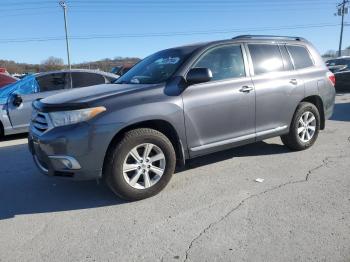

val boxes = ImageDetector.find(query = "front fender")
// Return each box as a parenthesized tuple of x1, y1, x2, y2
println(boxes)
(92, 99, 188, 159)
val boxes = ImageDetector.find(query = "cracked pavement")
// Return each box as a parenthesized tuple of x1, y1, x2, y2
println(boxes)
(0, 94, 350, 262)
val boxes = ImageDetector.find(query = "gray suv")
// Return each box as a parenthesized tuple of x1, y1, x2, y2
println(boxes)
(28, 35, 336, 200)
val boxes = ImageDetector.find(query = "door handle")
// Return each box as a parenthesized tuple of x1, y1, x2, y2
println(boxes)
(239, 86, 254, 93)
(289, 79, 298, 85)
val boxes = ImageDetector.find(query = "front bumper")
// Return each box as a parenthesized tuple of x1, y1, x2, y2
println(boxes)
(28, 121, 121, 180)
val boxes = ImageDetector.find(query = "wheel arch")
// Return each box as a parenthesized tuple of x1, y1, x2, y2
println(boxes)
(300, 95, 325, 130)
(102, 119, 185, 177)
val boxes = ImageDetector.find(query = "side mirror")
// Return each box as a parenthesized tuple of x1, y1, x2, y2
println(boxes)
(12, 93, 23, 107)
(186, 68, 213, 85)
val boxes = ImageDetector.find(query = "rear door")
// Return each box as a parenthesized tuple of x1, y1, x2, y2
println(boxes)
(247, 43, 305, 138)
(182, 44, 256, 156)
(7, 73, 69, 130)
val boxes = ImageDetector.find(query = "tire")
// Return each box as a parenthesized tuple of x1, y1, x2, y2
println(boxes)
(281, 102, 320, 151)
(105, 128, 176, 201)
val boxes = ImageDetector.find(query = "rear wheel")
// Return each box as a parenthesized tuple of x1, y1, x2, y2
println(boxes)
(281, 102, 320, 151)
(105, 128, 176, 201)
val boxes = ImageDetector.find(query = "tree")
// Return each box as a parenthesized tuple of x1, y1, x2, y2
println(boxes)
(40, 56, 64, 71)
(322, 50, 337, 58)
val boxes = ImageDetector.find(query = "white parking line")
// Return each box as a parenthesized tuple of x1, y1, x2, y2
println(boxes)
(0, 139, 28, 148)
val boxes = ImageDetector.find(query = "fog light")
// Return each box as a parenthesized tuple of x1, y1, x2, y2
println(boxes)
(61, 159, 73, 169)
(49, 156, 81, 170)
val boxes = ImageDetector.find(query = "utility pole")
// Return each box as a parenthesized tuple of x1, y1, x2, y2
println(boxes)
(59, 1, 71, 70)
(337, 0, 349, 57)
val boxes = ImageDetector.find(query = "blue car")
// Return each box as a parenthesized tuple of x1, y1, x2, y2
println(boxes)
(0, 69, 118, 137)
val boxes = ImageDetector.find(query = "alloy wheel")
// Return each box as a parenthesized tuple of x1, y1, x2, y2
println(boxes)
(297, 111, 316, 143)
(122, 143, 166, 189)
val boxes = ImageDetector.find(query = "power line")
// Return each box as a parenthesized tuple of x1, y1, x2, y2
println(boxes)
(0, 1, 335, 10)
(0, 11, 59, 18)
(0, 23, 340, 44)
(0, 0, 335, 5)
(0, 8, 334, 18)
(0, 5, 334, 14)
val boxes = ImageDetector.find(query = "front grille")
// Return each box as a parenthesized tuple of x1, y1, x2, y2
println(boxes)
(32, 111, 49, 134)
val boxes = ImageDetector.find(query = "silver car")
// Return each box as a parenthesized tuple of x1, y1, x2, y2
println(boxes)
(0, 69, 117, 136)
(28, 35, 336, 200)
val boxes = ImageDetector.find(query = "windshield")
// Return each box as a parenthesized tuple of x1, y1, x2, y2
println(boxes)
(115, 48, 193, 84)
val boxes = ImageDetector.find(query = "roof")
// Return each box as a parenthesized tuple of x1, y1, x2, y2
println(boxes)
(232, 35, 307, 41)
(34, 69, 118, 79)
(165, 35, 310, 55)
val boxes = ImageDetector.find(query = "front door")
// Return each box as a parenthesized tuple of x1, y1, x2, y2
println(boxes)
(182, 44, 256, 157)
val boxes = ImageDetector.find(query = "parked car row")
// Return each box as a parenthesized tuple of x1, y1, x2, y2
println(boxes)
(27, 35, 336, 200)
(111, 65, 133, 77)
(0, 69, 118, 136)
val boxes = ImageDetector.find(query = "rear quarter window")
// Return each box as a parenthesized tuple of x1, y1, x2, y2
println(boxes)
(287, 45, 314, 69)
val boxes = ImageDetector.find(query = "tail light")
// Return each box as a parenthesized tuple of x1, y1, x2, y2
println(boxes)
(327, 71, 336, 86)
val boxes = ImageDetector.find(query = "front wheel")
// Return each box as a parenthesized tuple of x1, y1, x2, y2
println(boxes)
(281, 102, 320, 151)
(105, 128, 176, 201)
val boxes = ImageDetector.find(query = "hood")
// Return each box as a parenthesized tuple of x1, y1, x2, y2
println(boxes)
(41, 83, 159, 106)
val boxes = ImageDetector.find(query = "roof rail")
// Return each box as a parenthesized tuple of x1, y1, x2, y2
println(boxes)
(232, 35, 306, 41)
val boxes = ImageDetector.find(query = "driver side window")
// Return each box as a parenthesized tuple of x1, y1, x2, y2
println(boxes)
(193, 45, 246, 81)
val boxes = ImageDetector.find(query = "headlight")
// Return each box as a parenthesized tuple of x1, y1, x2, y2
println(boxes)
(49, 106, 106, 127)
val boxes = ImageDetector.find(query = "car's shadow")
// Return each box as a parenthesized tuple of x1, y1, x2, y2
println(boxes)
(0, 140, 290, 220)
(0, 143, 124, 220)
(0, 133, 28, 142)
(178, 141, 290, 171)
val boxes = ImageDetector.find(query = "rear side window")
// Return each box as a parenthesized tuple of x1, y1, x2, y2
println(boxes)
(287, 45, 314, 69)
(248, 44, 284, 75)
(37, 73, 68, 92)
(71, 72, 106, 88)
(193, 45, 246, 81)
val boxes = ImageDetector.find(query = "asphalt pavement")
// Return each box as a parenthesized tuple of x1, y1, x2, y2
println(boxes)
(0, 94, 349, 262)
